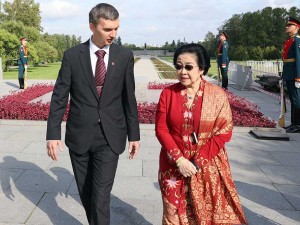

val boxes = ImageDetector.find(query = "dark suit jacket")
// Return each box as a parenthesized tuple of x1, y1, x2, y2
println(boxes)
(46, 41, 140, 154)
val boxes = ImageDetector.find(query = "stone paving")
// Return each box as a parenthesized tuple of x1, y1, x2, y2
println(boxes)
(0, 56, 299, 225)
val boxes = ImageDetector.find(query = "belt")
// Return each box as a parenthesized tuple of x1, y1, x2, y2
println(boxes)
(283, 58, 295, 63)
(218, 53, 222, 56)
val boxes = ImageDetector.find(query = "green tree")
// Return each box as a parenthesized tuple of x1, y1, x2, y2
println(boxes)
(218, 6, 299, 61)
(33, 41, 58, 63)
(201, 31, 217, 57)
(0, 21, 25, 39)
(1, 0, 42, 31)
(0, 28, 19, 70)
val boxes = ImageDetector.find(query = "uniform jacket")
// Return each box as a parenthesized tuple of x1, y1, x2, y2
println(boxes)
(46, 41, 140, 154)
(18, 45, 28, 66)
(217, 41, 229, 67)
(282, 34, 300, 81)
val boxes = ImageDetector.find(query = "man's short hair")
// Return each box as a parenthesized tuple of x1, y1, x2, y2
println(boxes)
(89, 3, 119, 25)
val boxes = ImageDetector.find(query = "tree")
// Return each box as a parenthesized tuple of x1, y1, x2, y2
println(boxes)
(0, 21, 25, 38)
(201, 31, 217, 57)
(1, 0, 42, 31)
(33, 41, 58, 63)
(116, 36, 122, 45)
(0, 28, 19, 70)
(218, 6, 298, 61)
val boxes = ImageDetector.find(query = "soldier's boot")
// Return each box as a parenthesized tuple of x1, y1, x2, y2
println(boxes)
(20, 78, 24, 89)
(18, 78, 23, 89)
(222, 79, 228, 90)
(286, 108, 300, 133)
(284, 105, 294, 129)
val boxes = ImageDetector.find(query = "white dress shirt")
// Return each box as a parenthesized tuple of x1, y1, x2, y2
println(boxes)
(89, 38, 110, 76)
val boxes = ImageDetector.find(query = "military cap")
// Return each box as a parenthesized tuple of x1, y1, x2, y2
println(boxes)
(286, 17, 300, 28)
(220, 31, 228, 39)
(20, 37, 28, 41)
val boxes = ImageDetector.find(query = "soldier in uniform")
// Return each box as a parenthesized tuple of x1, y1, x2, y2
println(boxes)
(282, 17, 300, 133)
(18, 37, 28, 89)
(217, 31, 230, 89)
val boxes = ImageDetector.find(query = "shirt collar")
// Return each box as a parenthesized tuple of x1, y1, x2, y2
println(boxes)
(89, 37, 110, 55)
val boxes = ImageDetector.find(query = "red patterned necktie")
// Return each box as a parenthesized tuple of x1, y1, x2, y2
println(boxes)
(95, 50, 106, 96)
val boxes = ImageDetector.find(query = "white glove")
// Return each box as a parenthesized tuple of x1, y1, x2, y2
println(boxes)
(295, 82, 300, 88)
(24, 65, 28, 70)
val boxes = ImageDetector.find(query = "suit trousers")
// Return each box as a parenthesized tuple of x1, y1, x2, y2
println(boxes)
(69, 123, 119, 225)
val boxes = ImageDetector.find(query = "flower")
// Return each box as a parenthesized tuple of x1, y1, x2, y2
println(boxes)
(0, 82, 276, 127)
(166, 176, 179, 189)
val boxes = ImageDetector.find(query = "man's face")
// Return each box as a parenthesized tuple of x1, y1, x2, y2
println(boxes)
(21, 39, 27, 46)
(219, 34, 226, 42)
(285, 23, 299, 36)
(90, 18, 119, 48)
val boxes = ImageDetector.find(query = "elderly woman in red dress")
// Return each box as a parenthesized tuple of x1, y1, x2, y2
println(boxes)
(155, 43, 247, 225)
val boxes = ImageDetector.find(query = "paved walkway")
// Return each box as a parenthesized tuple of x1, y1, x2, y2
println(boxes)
(0, 57, 299, 225)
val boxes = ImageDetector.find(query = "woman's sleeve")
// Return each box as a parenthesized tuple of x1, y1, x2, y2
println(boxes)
(155, 89, 184, 164)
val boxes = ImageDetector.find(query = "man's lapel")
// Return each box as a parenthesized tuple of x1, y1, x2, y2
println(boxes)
(79, 40, 99, 100)
(102, 43, 117, 96)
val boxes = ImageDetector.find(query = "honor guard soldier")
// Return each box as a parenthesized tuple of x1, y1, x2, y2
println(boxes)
(18, 37, 28, 89)
(217, 31, 230, 89)
(282, 17, 300, 133)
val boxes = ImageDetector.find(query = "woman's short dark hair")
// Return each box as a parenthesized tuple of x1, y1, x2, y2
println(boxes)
(173, 44, 211, 75)
(89, 3, 119, 25)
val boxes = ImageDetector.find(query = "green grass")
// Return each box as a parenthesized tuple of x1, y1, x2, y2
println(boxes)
(3, 62, 61, 80)
(207, 61, 218, 78)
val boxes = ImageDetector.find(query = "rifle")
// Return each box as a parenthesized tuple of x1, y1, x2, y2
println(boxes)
(216, 51, 221, 87)
(24, 65, 27, 89)
(277, 60, 286, 128)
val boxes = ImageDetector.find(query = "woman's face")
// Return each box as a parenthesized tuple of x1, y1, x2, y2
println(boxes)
(175, 53, 204, 87)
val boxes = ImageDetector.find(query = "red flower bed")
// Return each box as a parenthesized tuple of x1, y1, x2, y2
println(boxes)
(148, 81, 176, 89)
(0, 84, 69, 121)
(227, 91, 276, 127)
(0, 83, 276, 127)
(137, 102, 157, 123)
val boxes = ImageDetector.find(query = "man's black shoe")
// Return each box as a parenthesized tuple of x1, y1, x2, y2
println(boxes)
(286, 125, 300, 133)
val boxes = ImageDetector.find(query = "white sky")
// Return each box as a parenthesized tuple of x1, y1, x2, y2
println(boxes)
(36, 0, 300, 47)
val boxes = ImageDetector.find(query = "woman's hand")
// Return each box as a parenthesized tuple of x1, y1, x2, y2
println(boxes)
(176, 157, 198, 177)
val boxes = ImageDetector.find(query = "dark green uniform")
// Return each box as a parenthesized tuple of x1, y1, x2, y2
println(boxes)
(282, 33, 300, 132)
(17, 45, 28, 89)
(217, 40, 229, 89)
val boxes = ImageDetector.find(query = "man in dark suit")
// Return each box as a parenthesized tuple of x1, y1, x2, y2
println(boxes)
(46, 3, 140, 225)
(282, 17, 300, 133)
(217, 31, 230, 89)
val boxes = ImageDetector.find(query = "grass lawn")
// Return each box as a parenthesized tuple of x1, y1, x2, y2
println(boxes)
(159, 56, 219, 79)
(3, 62, 61, 80)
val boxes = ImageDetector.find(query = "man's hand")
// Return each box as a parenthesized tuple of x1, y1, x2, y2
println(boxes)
(128, 141, 140, 160)
(295, 81, 300, 88)
(24, 64, 27, 70)
(47, 140, 63, 161)
(222, 64, 226, 68)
